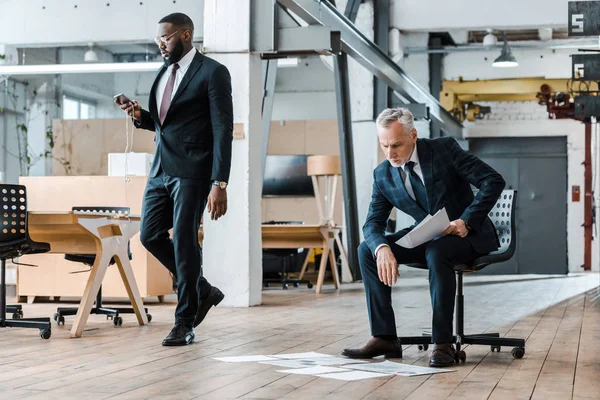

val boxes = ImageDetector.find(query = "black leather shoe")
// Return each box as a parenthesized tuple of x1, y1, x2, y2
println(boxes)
(162, 325, 195, 346)
(194, 286, 225, 328)
(429, 343, 456, 367)
(341, 337, 403, 359)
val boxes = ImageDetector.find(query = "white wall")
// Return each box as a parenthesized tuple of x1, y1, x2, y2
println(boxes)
(391, 0, 566, 31)
(0, 0, 205, 46)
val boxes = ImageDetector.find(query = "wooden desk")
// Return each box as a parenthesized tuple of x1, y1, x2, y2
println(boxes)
(27, 211, 148, 338)
(199, 224, 350, 293)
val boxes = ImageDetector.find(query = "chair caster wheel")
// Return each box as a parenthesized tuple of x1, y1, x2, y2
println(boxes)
(307, 283, 313, 289)
(456, 350, 466, 363)
(12, 312, 21, 319)
(283, 284, 288, 290)
(40, 329, 51, 339)
(146, 314, 152, 323)
(113, 316, 123, 326)
(418, 344, 429, 351)
(491, 345, 501, 352)
(265, 283, 270, 288)
(294, 282, 299, 287)
(511, 347, 525, 359)
(53, 313, 58, 322)
(58, 316, 65, 326)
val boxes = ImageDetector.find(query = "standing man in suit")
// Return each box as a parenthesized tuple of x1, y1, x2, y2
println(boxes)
(342, 108, 505, 367)
(118, 12, 233, 346)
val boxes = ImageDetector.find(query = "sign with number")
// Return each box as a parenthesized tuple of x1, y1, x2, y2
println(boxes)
(569, 1, 600, 36)
(572, 54, 600, 81)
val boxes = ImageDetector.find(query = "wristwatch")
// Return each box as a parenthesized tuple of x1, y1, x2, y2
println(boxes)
(464, 221, 472, 231)
(213, 181, 227, 189)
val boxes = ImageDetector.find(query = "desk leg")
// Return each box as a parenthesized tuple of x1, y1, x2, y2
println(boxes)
(298, 248, 313, 280)
(115, 248, 148, 326)
(328, 247, 340, 289)
(70, 250, 112, 338)
(315, 241, 329, 294)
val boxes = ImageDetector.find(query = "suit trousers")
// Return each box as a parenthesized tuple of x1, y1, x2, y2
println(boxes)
(358, 233, 481, 344)
(140, 165, 213, 328)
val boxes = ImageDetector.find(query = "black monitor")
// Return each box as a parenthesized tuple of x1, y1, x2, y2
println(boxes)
(262, 155, 314, 197)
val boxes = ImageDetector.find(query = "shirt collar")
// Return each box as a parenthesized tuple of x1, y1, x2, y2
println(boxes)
(170, 47, 196, 74)
(400, 142, 420, 169)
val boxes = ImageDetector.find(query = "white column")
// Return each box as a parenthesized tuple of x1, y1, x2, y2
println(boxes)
(201, 0, 262, 306)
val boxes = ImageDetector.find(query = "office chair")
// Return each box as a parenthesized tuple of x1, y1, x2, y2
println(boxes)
(398, 190, 525, 362)
(262, 221, 314, 290)
(0, 184, 52, 339)
(53, 206, 151, 326)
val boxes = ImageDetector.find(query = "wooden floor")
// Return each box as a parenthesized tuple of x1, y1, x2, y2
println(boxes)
(1, 270, 598, 400)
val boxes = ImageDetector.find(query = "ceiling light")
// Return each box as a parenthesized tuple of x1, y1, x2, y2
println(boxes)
(493, 32, 518, 68)
(538, 28, 553, 41)
(0, 62, 164, 76)
(482, 28, 497, 46)
(84, 42, 99, 62)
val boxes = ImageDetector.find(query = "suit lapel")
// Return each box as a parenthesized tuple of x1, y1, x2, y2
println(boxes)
(416, 139, 434, 214)
(149, 64, 167, 121)
(170, 51, 203, 105)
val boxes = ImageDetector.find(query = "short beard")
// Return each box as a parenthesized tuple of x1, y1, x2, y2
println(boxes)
(164, 39, 185, 66)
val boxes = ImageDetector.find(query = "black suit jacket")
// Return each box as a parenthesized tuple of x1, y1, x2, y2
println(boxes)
(135, 51, 233, 181)
(363, 137, 506, 255)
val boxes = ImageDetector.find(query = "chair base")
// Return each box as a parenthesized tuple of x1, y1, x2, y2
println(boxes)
(0, 317, 52, 339)
(263, 277, 314, 290)
(54, 306, 151, 326)
(5, 304, 23, 319)
(397, 332, 526, 362)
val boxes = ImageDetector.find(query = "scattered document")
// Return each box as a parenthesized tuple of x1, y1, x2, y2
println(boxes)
(346, 360, 454, 376)
(269, 352, 335, 360)
(396, 208, 450, 248)
(260, 357, 365, 368)
(213, 355, 277, 363)
(277, 366, 350, 375)
(316, 370, 392, 381)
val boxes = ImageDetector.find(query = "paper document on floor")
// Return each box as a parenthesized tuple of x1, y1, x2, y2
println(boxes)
(346, 360, 454, 376)
(316, 370, 392, 380)
(260, 357, 365, 368)
(277, 366, 350, 375)
(396, 208, 450, 248)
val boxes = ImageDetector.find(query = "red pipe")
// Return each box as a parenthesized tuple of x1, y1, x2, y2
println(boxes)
(582, 122, 592, 271)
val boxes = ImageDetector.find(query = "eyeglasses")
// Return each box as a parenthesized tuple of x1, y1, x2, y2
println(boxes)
(154, 31, 180, 46)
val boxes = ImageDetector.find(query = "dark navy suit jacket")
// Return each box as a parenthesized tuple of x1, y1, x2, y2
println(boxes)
(363, 137, 506, 256)
(135, 51, 233, 182)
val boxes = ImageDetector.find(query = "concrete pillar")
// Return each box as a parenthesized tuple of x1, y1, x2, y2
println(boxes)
(201, 0, 262, 306)
(28, 80, 59, 177)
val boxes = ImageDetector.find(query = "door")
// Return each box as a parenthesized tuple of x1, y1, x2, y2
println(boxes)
(469, 137, 568, 275)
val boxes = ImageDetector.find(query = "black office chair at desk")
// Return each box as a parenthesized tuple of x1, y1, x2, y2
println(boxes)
(398, 190, 526, 362)
(53, 206, 151, 326)
(0, 184, 52, 339)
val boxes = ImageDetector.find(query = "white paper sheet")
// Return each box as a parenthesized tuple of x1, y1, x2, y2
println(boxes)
(316, 370, 392, 381)
(277, 366, 350, 375)
(260, 357, 365, 368)
(269, 352, 335, 360)
(396, 208, 450, 248)
(346, 360, 454, 376)
(213, 355, 277, 363)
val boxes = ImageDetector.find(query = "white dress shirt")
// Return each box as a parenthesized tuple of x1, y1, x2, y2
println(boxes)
(155, 47, 197, 113)
(375, 143, 425, 257)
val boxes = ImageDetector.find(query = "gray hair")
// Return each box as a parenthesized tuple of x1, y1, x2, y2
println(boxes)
(376, 107, 415, 134)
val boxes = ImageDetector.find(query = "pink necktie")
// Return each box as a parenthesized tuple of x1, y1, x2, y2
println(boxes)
(159, 63, 179, 124)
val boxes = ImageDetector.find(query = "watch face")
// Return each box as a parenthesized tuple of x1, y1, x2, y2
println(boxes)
(219, 182, 227, 189)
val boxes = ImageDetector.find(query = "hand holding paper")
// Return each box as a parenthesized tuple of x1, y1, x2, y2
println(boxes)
(396, 208, 450, 248)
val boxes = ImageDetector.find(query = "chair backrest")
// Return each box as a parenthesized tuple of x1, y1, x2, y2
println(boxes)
(488, 189, 517, 260)
(0, 184, 28, 246)
(72, 206, 130, 217)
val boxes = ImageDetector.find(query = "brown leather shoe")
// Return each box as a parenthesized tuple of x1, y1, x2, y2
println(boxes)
(429, 343, 456, 367)
(341, 337, 403, 359)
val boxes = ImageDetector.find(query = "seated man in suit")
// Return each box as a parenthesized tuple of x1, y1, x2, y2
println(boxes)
(342, 108, 505, 367)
